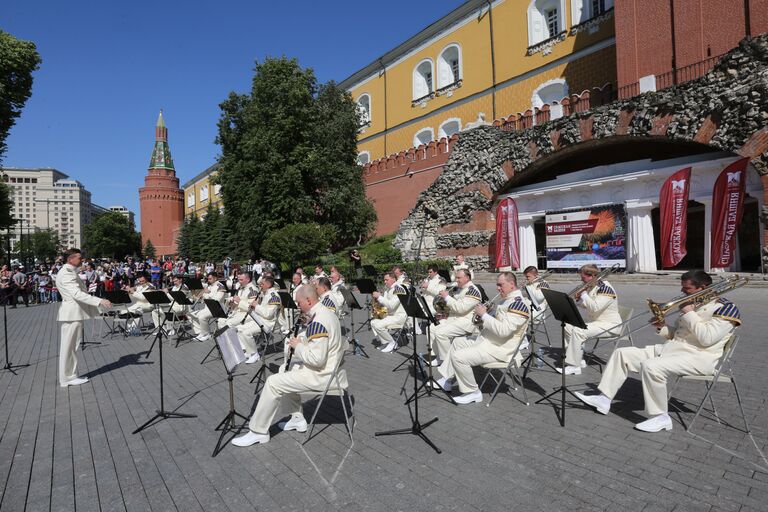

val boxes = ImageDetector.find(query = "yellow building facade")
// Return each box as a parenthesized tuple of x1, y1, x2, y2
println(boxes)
(182, 164, 222, 219)
(341, 0, 617, 163)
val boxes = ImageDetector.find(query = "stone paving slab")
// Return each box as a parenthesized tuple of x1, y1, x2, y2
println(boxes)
(0, 282, 765, 511)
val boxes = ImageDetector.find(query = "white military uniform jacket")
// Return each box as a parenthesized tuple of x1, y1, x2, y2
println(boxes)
(656, 298, 740, 363)
(204, 281, 228, 306)
(56, 263, 102, 322)
(450, 263, 473, 283)
(286, 302, 348, 388)
(525, 279, 550, 314)
(578, 280, 621, 326)
(422, 274, 447, 314)
(319, 290, 339, 316)
(166, 284, 189, 314)
(377, 282, 408, 322)
(228, 282, 259, 324)
(443, 281, 483, 322)
(245, 286, 282, 332)
(330, 280, 346, 313)
(478, 293, 531, 365)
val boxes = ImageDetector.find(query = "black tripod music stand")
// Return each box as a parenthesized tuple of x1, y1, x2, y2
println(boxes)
(339, 287, 369, 358)
(520, 285, 557, 378)
(102, 290, 131, 337)
(535, 288, 587, 427)
(200, 299, 228, 364)
(133, 290, 197, 434)
(211, 326, 249, 457)
(353, 278, 375, 334)
(375, 290, 442, 454)
(1, 289, 28, 374)
(184, 277, 204, 308)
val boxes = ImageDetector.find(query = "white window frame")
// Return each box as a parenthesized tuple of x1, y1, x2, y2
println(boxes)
(527, 0, 566, 46)
(200, 184, 209, 202)
(413, 128, 435, 148)
(531, 78, 569, 109)
(437, 44, 462, 90)
(214, 183, 221, 195)
(571, 0, 612, 25)
(438, 118, 461, 139)
(187, 192, 195, 208)
(357, 151, 371, 166)
(356, 93, 371, 126)
(412, 59, 435, 101)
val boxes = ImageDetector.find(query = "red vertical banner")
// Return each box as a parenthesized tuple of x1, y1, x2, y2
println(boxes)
(710, 157, 749, 269)
(659, 167, 691, 268)
(495, 198, 520, 270)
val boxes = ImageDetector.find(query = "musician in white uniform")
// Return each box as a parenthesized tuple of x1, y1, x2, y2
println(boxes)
(232, 285, 346, 446)
(190, 272, 227, 341)
(371, 272, 409, 353)
(123, 272, 155, 330)
(315, 277, 339, 316)
(420, 264, 447, 316)
(450, 254, 473, 283)
(313, 265, 328, 280)
(429, 269, 482, 365)
(236, 276, 282, 364)
(329, 269, 346, 313)
(152, 274, 189, 336)
(576, 270, 741, 432)
(523, 266, 549, 316)
(392, 265, 409, 286)
(56, 249, 111, 387)
(432, 272, 530, 404)
(558, 264, 622, 375)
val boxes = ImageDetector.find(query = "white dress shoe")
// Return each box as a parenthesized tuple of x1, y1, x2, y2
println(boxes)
(453, 390, 483, 405)
(574, 391, 611, 414)
(429, 358, 441, 367)
(60, 377, 90, 388)
(580, 360, 587, 368)
(231, 431, 270, 446)
(429, 377, 453, 391)
(196, 334, 211, 342)
(245, 353, 261, 364)
(635, 414, 673, 432)
(556, 366, 581, 375)
(380, 341, 397, 353)
(278, 414, 308, 432)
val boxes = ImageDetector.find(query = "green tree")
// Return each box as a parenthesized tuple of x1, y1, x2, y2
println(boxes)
(0, 31, 41, 163)
(143, 239, 156, 259)
(31, 229, 59, 262)
(200, 202, 223, 262)
(261, 223, 336, 268)
(83, 211, 141, 259)
(215, 57, 376, 258)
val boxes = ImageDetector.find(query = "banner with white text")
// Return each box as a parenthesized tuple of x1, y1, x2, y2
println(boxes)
(545, 205, 627, 269)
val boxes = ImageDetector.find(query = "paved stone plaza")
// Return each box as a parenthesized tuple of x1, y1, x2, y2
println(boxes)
(0, 282, 766, 512)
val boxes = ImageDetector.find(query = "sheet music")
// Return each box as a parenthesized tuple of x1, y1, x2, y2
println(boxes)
(216, 328, 245, 373)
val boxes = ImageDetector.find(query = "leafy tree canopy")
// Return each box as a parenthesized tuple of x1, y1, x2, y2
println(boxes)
(143, 239, 156, 259)
(261, 223, 335, 268)
(84, 212, 141, 259)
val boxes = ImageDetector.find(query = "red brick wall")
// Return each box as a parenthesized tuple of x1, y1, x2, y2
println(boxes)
(616, 0, 768, 90)
(363, 135, 457, 235)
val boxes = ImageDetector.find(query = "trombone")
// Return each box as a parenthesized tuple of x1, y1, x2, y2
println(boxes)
(567, 263, 621, 298)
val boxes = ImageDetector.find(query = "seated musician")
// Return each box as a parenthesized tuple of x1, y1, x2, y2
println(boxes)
(329, 269, 346, 313)
(558, 264, 622, 376)
(371, 271, 408, 353)
(232, 285, 346, 447)
(225, 271, 258, 327)
(576, 270, 741, 432)
(236, 275, 282, 364)
(420, 264, 447, 317)
(190, 272, 227, 342)
(450, 254, 473, 283)
(429, 269, 482, 365)
(315, 276, 339, 316)
(523, 266, 549, 318)
(152, 273, 189, 336)
(432, 272, 530, 404)
(313, 265, 328, 280)
(122, 272, 155, 330)
(392, 265, 409, 286)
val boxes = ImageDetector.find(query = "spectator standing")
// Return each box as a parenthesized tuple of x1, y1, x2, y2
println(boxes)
(11, 266, 29, 308)
(150, 259, 162, 287)
(350, 249, 362, 278)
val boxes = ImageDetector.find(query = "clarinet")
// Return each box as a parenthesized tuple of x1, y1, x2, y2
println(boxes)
(284, 313, 310, 371)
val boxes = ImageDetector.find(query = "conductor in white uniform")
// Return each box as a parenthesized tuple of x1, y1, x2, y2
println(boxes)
(57, 249, 111, 387)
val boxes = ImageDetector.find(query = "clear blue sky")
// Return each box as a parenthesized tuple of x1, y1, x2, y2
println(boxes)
(1, 0, 464, 229)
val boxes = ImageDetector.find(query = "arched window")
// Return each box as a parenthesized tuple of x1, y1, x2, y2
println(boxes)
(527, 0, 566, 46)
(412, 59, 434, 101)
(531, 79, 568, 109)
(438, 118, 461, 139)
(572, 0, 613, 24)
(437, 44, 462, 89)
(413, 128, 434, 147)
(200, 184, 209, 202)
(356, 94, 371, 126)
(357, 151, 370, 166)
(187, 192, 195, 208)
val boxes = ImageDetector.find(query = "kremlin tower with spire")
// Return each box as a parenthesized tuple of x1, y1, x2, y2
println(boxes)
(139, 111, 184, 257)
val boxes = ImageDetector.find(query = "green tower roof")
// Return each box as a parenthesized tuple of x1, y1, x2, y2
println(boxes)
(148, 110, 175, 171)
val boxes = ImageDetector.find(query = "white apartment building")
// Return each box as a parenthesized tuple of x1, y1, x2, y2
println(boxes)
(108, 205, 136, 226)
(1, 167, 107, 250)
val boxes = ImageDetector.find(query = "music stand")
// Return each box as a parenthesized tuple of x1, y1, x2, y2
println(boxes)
(363, 265, 377, 277)
(133, 290, 196, 434)
(521, 285, 557, 377)
(184, 277, 205, 308)
(535, 289, 587, 427)
(200, 299, 228, 364)
(1, 289, 28, 374)
(101, 290, 131, 337)
(211, 326, 249, 457)
(169, 291, 194, 347)
(339, 287, 368, 358)
(437, 270, 451, 283)
(353, 278, 375, 334)
(274, 278, 287, 290)
(375, 292, 442, 454)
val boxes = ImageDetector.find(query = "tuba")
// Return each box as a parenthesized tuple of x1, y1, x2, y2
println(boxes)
(567, 263, 620, 299)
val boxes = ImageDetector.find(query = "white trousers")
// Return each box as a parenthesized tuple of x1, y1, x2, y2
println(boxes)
(598, 344, 719, 416)
(371, 316, 406, 344)
(59, 321, 83, 385)
(190, 309, 214, 336)
(248, 369, 325, 434)
(236, 321, 267, 355)
(430, 318, 475, 362)
(563, 321, 619, 367)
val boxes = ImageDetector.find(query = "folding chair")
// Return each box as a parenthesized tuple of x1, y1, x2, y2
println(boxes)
(531, 308, 552, 346)
(117, 311, 145, 336)
(583, 306, 635, 372)
(668, 333, 753, 435)
(478, 340, 529, 407)
(303, 349, 354, 445)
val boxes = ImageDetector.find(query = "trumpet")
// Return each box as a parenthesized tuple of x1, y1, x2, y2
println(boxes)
(472, 292, 501, 326)
(527, 270, 553, 286)
(567, 263, 620, 299)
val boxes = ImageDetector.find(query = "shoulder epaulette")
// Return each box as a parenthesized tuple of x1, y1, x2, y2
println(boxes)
(713, 298, 741, 325)
(539, 280, 550, 289)
(507, 297, 530, 317)
(465, 286, 482, 301)
(268, 292, 282, 306)
(321, 296, 336, 311)
(596, 282, 616, 298)
(394, 285, 407, 295)
(305, 320, 329, 340)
